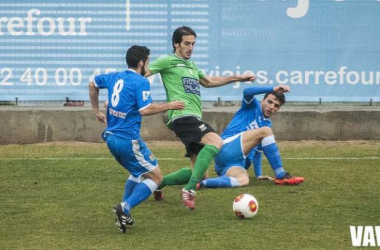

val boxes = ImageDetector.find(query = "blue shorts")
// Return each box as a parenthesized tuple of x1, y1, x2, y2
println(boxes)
(105, 134, 158, 178)
(214, 133, 246, 176)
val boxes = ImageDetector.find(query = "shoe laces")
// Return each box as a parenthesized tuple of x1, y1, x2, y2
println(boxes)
(182, 189, 196, 200)
(124, 215, 133, 225)
(282, 173, 293, 179)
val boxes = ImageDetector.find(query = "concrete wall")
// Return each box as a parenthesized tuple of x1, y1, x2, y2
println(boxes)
(0, 107, 379, 144)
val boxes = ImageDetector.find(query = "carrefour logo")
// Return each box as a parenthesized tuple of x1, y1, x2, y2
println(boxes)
(0, 8, 92, 36)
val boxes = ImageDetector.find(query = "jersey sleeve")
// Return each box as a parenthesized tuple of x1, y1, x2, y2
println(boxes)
(94, 74, 109, 89)
(242, 86, 274, 109)
(193, 62, 206, 79)
(135, 78, 152, 111)
(148, 55, 170, 74)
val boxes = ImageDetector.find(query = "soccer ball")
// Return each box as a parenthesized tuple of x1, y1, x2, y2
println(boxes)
(233, 194, 259, 219)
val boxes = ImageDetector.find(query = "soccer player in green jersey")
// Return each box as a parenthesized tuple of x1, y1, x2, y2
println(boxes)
(145, 26, 255, 210)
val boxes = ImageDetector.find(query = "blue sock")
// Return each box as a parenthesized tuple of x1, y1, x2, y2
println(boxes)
(124, 179, 157, 212)
(202, 176, 240, 188)
(122, 175, 141, 201)
(262, 135, 285, 179)
(252, 150, 263, 177)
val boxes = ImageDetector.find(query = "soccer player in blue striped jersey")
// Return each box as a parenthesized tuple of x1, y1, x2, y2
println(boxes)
(199, 85, 305, 189)
(89, 45, 184, 233)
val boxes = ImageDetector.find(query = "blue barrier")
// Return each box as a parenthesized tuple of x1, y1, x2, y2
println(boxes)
(1, 0, 379, 102)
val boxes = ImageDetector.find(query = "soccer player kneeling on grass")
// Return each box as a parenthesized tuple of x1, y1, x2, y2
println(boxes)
(89, 45, 184, 233)
(199, 85, 305, 189)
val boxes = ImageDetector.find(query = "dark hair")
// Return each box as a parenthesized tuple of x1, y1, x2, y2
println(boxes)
(172, 26, 197, 53)
(264, 91, 286, 106)
(126, 45, 150, 68)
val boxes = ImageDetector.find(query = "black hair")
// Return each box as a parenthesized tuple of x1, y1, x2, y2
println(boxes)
(171, 26, 197, 53)
(126, 45, 150, 68)
(264, 91, 286, 106)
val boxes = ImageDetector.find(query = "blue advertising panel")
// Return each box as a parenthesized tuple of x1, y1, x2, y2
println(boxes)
(1, 0, 379, 102)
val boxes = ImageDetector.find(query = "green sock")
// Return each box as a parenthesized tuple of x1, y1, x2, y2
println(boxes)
(185, 145, 219, 191)
(158, 168, 192, 190)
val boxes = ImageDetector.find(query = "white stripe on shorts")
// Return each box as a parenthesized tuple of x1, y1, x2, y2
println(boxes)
(132, 140, 157, 172)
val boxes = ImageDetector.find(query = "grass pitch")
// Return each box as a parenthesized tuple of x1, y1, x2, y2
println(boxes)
(0, 141, 379, 250)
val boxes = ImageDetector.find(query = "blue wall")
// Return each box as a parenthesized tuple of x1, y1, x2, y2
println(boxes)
(1, 0, 379, 102)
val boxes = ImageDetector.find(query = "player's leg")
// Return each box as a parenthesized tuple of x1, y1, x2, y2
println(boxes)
(107, 137, 160, 232)
(180, 132, 220, 210)
(115, 169, 161, 233)
(157, 167, 192, 190)
(122, 166, 162, 213)
(153, 167, 192, 201)
(201, 166, 249, 188)
(241, 127, 285, 176)
(120, 140, 161, 213)
(172, 116, 220, 210)
(185, 132, 221, 191)
(122, 175, 142, 201)
(201, 133, 247, 188)
(242, 127, 304, 185)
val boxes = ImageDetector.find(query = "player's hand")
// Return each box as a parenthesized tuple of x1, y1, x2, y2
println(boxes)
(103, 101, 109, 109)
(169, 101, 185, 110)
(95, 111, 107, 123)
(274, 85, 290, 94)
(257, 175, 274, 181)
(240, 73, 256, 82)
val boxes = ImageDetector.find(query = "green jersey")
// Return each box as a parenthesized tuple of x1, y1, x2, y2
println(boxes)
(149, 54, 205, 125)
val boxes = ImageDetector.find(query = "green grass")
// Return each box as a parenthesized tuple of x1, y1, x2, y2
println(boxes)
(0, 141, 379, 250)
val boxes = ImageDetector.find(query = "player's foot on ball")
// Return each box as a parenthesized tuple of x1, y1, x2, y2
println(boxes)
(153, 189, 164, 201)
(113, 203, 134, 233)
(274, 173, 305, 185)
(181, 188, 196, 210)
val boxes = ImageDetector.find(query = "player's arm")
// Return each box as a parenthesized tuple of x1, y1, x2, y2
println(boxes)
(89, 81, 106, 123)
(144, 55, 170, 78)
(144, 69, 153, 78)
(243, 85, 290, 103)
(199, 73, 255, 88)
(139, 101, 185, 116)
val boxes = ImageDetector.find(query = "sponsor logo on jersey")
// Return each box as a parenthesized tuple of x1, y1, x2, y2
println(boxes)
(247, 120, 259, 130)
(142, 91, 150, 101)
(109, 108, 126, 119)
(182, 77, 200, 96)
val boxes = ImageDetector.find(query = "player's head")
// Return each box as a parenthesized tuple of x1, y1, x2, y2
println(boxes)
(172, 26, 197, 60)
(126, 45, 150, 76)
(261, 91, 286, 118)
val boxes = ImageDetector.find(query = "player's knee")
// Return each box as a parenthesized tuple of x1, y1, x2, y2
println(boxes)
(203, 133, 223, 149)
(260, 127, 273, 138)
(157, 174, 163, 185)
(214, 138, 223, 149)
(238, 176, 250, 187)
(209, 135, 223, 149)
(149, 171, 163, 186)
